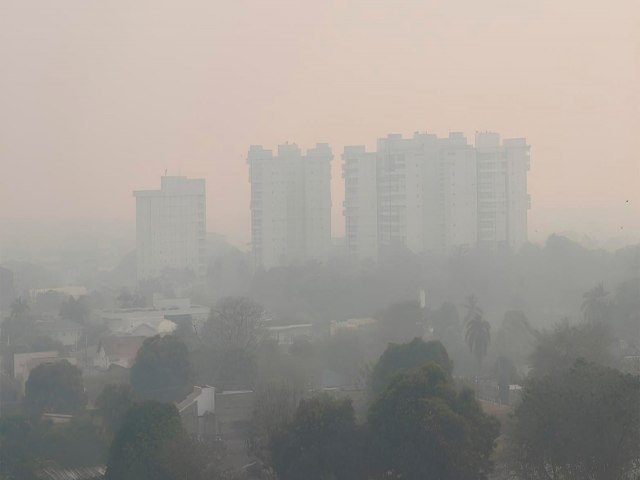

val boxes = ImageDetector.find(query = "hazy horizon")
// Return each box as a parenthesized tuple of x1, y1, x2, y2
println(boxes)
(1, 0, 638, 248)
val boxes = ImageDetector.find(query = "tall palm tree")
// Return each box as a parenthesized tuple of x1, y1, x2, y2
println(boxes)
(581, 283, 609, 324)
(465, 312, 491, 375)
(9, 297, 29, 320)
(462, 294, 483, 324)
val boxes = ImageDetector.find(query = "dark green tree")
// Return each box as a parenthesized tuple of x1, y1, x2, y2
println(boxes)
(529, 321, 614, 378)
(130, 335, 194, 402)
(508, 360, 640, 480)
(581, 282, 610, 324)
(371, 337, 453, 393)
(368, 363, 500, 480)
(95, 384, 134, 436)
(270, 393, 366, 480)
(465, 312, 491, 374)
(59, 295, 90, 325)
(105, 401, 203, 480)
(24, 361, 86, 416)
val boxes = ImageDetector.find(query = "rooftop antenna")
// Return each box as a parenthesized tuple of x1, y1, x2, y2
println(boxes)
(164, 168, 168, 177)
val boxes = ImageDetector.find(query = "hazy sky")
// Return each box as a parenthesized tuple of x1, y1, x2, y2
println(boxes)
(1, 0, 638, 248)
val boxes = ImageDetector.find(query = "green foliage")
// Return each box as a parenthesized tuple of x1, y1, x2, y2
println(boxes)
(130, 335, 194, 402)
(0, 414, 108, 478)
(370, 338, 453, 393)
(463, 295, 491, 371)
(508, 360, 640, 480)
(249, 382, 304, 463)
(24, 361, 86, 416)
(581, 282, 611, 325)
(494, 310, 538, 372)
(193, 297, 265, 389)
(368, 363, 500, 480)
(59, 295, 90, 325)
(270, 393, 365, 480)
(529, 321, 614, 378)
(0, 415, 39, 480)
(42, 416, 109, 468)
(105, 401, 203, 480)
(95, 384, 133, 436)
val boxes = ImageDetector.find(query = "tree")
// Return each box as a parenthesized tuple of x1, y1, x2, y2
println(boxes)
(249, 382, 304, 463)
(95, 384, 134, 436)
(581, 282, 610, 324)
(270, 393, 366, 480)
(370, 337, 453, 393)
(508, 360, 640, 480)
(202, 296, 265, 352)
(194, 297, 266, 388)
(462, 294, 483, 324)
(368, 363, 500, 480)
(493, 356, 518, 405)
(59, 295, 90, 325)
(24, 361, 86, 416)
(105, 401, 203, 480)
(130, 335, 194, 402)
(529, 321, 614, 378)
(9, 297, 30, 320)
(465, 311, 491, 374)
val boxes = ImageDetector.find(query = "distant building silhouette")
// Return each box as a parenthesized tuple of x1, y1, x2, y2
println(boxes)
(133, 176, 206, 280)
(343, 131, 530, 259)
(247, 143, 332, 270)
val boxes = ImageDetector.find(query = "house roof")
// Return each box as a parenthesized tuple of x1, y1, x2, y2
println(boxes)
(98, 335, 145, 363)
(36, 466, 105, 480)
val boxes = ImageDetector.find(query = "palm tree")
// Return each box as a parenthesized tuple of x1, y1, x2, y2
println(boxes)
(462, 294, 483, 324)
(9, 297, 29, 320)
(581, 283, 609, 324)
(465, 310, 491, 375)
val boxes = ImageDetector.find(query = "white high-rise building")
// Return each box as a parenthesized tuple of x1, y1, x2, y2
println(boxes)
(343, 132, 478, 259)
(343, 146, 378, 260)
(134, 176, 206, 280)
(475, 132, 531, 251)
(247, 143, 332, 270)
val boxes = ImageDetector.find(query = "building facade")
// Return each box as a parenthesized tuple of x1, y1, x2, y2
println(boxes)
(134, 176, 206, 280)
(247, 143, 332, 270)
(475, 133, 530, 251)
(343, 131, 529, 259)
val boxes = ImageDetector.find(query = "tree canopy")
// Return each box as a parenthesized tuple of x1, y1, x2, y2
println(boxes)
(130, 335, 194, 402)
(508, 360, 640, 480)
(370, 337, 453, 393)
(368, 363, 500, 480)
(24, 361, 86, 416)
(105, 401, 203, 480)
(270, 393, 365, 480)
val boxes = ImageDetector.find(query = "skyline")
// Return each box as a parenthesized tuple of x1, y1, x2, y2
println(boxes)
(1, 0, 638, 248)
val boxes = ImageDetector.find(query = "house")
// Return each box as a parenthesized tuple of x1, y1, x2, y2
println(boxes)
(99, 297, 208, 336)
(266, 324, 313, 346)
(34, 319, 83, 347)
(177, 386, 254, 440)
(177, 385, 216, 439)
(94, 335, 146, 369)
(330, 317, 376, 336)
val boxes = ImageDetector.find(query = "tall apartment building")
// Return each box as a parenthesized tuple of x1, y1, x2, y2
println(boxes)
(343, 132, 478, 259)
(247, 143, 332, 270)
(134, 176, 206, 280)
(475, 132, 531, 250)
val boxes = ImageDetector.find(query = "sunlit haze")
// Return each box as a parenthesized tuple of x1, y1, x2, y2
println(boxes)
(1, 0, 638, 249)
